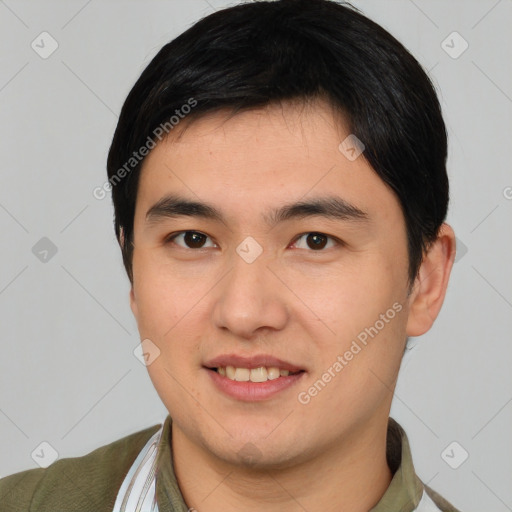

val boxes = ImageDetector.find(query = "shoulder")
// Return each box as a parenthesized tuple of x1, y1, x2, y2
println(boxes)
(0, 423, 162, 512)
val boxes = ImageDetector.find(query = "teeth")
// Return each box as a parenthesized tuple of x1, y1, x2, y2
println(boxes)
(267, 367, 280, 380)
(216, 366, 296, 382)
(250, 367, 267, 382)
(226, 365, 236, 379)
(234, 368, 250, 381)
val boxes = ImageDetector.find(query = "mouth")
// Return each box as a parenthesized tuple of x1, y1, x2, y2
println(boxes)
(203, 355, 306, 401)
(210, 365, 303, 382)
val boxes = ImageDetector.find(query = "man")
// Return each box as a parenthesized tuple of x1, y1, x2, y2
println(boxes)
(0, 0, 461, 510)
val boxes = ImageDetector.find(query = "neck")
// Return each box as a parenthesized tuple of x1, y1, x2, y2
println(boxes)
(171, 417, 393, 512)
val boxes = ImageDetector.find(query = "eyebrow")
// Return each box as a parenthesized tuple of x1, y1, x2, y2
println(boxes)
(145, 194, 369, 228)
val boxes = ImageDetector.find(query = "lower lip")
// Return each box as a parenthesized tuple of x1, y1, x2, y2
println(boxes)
(206, 368, 305, 401)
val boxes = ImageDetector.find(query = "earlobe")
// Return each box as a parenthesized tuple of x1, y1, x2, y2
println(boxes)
(406, 223, 456, 337)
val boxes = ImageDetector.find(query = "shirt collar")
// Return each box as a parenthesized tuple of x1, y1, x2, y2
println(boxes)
(153, 416, 425, 512)
(370, 417, 424, 511)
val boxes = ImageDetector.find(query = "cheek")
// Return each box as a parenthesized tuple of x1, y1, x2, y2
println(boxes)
(132, 250, 206, 336)
(131, 252, 215, 382)
(290, 256, 409, 403)
(291, 259, 405, 340)
(135, 268, 205, 411)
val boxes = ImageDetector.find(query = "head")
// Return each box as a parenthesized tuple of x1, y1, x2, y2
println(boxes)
(107, 0, 455, 468)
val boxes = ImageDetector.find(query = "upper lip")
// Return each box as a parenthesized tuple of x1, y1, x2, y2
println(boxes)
(204, 354, 305, 372)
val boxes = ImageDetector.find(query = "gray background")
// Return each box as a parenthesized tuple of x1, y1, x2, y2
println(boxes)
(0, 0, 511, 510)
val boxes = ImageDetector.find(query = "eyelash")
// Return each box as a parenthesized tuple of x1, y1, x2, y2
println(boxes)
(164, 231, 342, 251)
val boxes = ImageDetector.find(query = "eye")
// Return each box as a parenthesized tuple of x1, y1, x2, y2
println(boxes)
(291, 232, 339, 251)
(166, 231, 216, 249)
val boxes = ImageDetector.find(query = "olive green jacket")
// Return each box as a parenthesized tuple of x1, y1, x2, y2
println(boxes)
(0, 416, 461, 511)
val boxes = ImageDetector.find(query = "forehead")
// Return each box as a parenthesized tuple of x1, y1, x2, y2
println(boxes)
(134, 100, 401, 227)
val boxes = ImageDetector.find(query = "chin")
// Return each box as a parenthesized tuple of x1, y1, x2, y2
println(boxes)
(205, 434, 305, 470)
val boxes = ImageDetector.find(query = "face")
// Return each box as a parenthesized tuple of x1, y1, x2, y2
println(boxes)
(130, 99, 413, 468)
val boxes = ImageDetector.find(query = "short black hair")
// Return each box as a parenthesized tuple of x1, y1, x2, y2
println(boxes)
(107, 0, 448, 285)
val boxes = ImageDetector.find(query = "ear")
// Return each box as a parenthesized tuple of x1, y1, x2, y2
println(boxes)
(121, 226, 138, 318)
(406, 223, 456, 337)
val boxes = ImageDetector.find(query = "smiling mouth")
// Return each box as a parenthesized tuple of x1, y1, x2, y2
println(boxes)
(209, 366, 304, 383)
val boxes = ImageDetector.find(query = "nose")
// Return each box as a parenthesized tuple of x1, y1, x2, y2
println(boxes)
(211, 252, 289, 340)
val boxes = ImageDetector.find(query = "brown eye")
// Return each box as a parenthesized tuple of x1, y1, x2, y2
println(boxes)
(306, 233, 328, 249)
(293, 232, 337, 251)
(167, 231, 215, 249)
(184, 232, 207, 248)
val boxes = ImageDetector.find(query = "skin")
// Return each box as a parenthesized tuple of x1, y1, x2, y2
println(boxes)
(128, 98, 456, 511)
